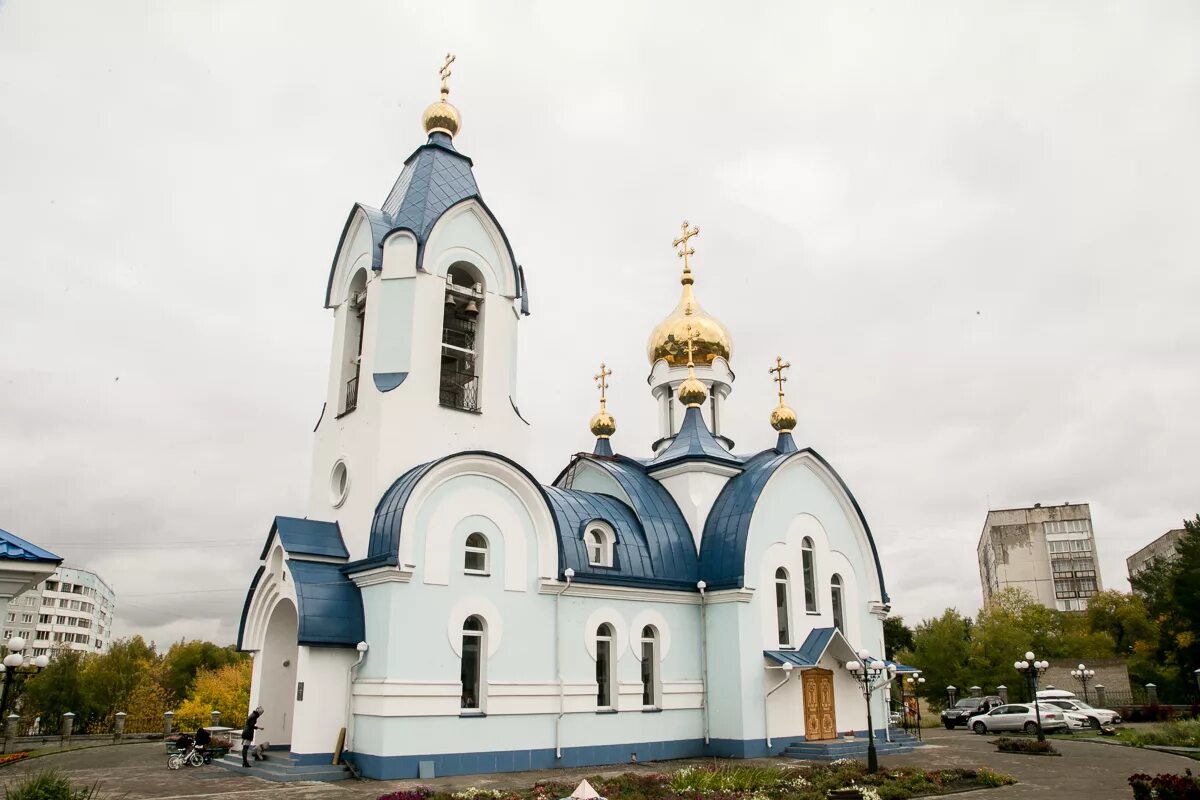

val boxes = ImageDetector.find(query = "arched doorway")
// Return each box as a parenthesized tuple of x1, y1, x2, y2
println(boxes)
(258, 599, 298, 746)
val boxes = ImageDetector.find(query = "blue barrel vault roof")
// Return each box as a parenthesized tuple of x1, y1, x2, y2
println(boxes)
(0, 528, 62, 563)
(288, 559, 365, 647)
(323, 132, 526, 313)
(698, 443, 890, 604)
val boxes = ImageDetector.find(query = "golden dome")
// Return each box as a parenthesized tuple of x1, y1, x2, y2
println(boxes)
(589, 410, 616, 438)
(770, 404, 797, 432)
(678, 374, 709, 407)
(647, 220, 732, 367)
(423, 100, 461, 138)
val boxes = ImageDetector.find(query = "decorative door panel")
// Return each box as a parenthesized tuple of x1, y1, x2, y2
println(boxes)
(802, 668, 837, 741)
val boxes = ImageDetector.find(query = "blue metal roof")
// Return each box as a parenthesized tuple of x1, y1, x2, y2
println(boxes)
(593, 438, 614, 457)
(288, 559, 365, 647)
(259, 517, 349, 561)
(556, 455, 699, 588)
(647, 406, 742, 473)
(356, 460, 438, 570)
(0, 528, 61, 563)
(698, 446, 890, 603)
(764, 649, 815, 667)
(323, 134, 526, 313)
(797, 626, 839, 664)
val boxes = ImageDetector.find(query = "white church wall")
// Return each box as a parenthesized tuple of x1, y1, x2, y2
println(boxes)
(290, 645, 356, 757)
(656, 470, 731, 553)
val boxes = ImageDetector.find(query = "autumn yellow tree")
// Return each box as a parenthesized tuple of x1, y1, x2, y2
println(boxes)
(174, 661, 252, 731)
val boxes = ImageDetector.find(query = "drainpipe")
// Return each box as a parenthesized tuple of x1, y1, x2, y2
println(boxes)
(554, 568, 574, 759)
(697, 580, 710, 745)
(344, 641, 368, 755)
(763, 663, 794, 750)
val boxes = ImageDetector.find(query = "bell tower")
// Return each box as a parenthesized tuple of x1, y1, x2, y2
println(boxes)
(307, 56, 533, 559)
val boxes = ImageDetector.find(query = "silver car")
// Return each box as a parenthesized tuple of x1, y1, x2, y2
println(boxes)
(1044, 699, 1122, 728)
(970, 703, 1069, 735)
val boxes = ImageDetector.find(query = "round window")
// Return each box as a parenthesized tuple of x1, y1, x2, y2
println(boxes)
(330, 460, 350, 507)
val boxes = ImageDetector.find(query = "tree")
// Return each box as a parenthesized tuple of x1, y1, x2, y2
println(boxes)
(895, 609, 973, 708)
(83, 636, 159, 723)
(883, 616, 914, 661)
(174, 661, 252, 731)
(18, 649, 97, 734)
(163, 640, 246, 702)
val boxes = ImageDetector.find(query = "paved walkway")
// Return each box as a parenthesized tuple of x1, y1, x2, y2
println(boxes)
(0, 730, 1194, 800)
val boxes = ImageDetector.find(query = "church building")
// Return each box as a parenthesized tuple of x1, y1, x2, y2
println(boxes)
(236, 57, 894, 780)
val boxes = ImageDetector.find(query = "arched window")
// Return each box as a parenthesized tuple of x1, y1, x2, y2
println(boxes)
(586, 525, 614, 568)
(440, 266, 484, 413)
(802, 537, 817, 613)
(596, 623, 614, 709)
(831, 574, 845, 634)
(339, 270, 368, 415)
(464, 533, 489, 575)
(640, 625, 660, 708)
(460, 615, 485, 710)
(774, 567, 792, 646)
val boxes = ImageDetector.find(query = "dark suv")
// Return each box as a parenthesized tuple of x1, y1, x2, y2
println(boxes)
(940, 696, 1003, 729)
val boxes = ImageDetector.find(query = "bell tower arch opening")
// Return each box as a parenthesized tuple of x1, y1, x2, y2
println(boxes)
(338, 269, 369, 416)
(440, 262, 485, 413)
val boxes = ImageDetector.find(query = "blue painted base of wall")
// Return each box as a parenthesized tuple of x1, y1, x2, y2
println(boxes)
(289, 751, 337, 766)
(340, 735, 812, 780)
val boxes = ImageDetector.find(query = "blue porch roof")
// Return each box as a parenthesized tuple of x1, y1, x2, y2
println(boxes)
(259, 516, 349, 561)
(0, 528, 61, 563)
(288, 559, 365, 647)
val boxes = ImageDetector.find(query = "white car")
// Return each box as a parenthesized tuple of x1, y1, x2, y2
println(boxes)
(970, 703, 1070, 735)
(1043, 699, 1122, 728)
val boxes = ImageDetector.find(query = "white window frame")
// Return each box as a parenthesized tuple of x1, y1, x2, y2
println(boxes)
(801, 536, 818, 613)
(640, 625, 661, 709)
(774, 567, 792, 647)
(830, 573, 845, 634)
(595, 623, 615, 710)
(585, 523, 615, 568)
(464, 532, 489, 575)
(460, 615, 486, 713)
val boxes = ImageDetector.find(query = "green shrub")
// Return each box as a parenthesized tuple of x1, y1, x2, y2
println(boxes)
(3, 770, 101, 800)
(1123, 720, 1200, 749)
(995, 737, 1059, 756)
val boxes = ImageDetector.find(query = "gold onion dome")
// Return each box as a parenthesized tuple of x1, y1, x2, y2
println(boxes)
(676, 326, 710, 408)
(768, 356, 796, 432)
(423, 53, 462, 138)
(589, 363, 616, 438)
(647, 221, 733, 367)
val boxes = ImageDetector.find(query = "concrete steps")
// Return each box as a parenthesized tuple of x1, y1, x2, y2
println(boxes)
(782, 730, 926, 761)
(213, 752, 350, 782)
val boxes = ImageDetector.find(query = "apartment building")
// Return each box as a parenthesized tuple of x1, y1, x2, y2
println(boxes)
(3, 566, 116, 655)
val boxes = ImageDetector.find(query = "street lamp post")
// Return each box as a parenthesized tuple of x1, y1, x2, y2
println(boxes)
(904, 671, 926, 741)
(1014, 651, 1049, 743)
(845, 649, 896, 774)
(1070, 663, 1095, 704)
(0, 638, 50, 726)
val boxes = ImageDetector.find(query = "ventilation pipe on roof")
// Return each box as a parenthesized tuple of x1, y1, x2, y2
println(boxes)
(554, 569, 574, 759)
(697, 581, 710, 746)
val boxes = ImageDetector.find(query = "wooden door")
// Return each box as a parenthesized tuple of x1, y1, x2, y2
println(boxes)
(802, 668, 837, 741)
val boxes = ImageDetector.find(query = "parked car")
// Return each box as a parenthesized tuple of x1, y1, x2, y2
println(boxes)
(970, 703, 1070, 735)
(940, 696, 1003, 729)
(1043, 698, 1122, 728)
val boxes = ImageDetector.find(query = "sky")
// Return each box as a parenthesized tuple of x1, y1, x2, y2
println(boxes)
(1, 1, 1198, 647)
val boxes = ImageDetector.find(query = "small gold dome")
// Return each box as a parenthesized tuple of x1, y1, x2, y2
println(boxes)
(678, 375, 709, 407)
(423, 100, 461, 138)
(770, 403, 797, 432)
(589, 410, 616, 438)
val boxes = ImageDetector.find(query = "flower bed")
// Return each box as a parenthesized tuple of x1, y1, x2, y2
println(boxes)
(994, 737, 1059, 756)
(0, 752, 30, 768)
(1128, 770, 1200, 800)
(377, 761, 1015, 800)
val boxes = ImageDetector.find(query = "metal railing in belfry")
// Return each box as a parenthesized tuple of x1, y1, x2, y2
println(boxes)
(345, 375, 359, 413)
(439, 370, 480, 413)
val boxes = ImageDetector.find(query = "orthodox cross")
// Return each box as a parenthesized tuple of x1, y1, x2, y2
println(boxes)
(439, 53, 456, 99)
(672, 220, 700, 279)
(684, 325, 698, 370)
(769, 356, 791, 404)
(594, 362, 613, 410)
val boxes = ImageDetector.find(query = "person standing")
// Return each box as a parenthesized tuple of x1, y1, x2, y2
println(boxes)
(241, 706, 264, 768)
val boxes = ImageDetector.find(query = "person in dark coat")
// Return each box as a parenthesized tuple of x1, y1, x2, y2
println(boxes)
(241, 706, 264, 767)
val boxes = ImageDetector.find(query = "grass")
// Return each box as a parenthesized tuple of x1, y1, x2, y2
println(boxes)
(1120, 720, 1200, 749)
(2, 769, 107, 800)
(378, 761, 1016, 800)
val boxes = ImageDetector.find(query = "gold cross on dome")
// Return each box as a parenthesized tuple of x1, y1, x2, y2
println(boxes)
(769, 356, 791, 404)
(439, 53, 456, 98)
(594, 362, 613, 408)
(684, 326, 698, 370)
(672, 220, 700, 277)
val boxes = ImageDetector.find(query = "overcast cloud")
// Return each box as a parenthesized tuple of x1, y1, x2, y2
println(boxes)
(1, 1, 1197, 646)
